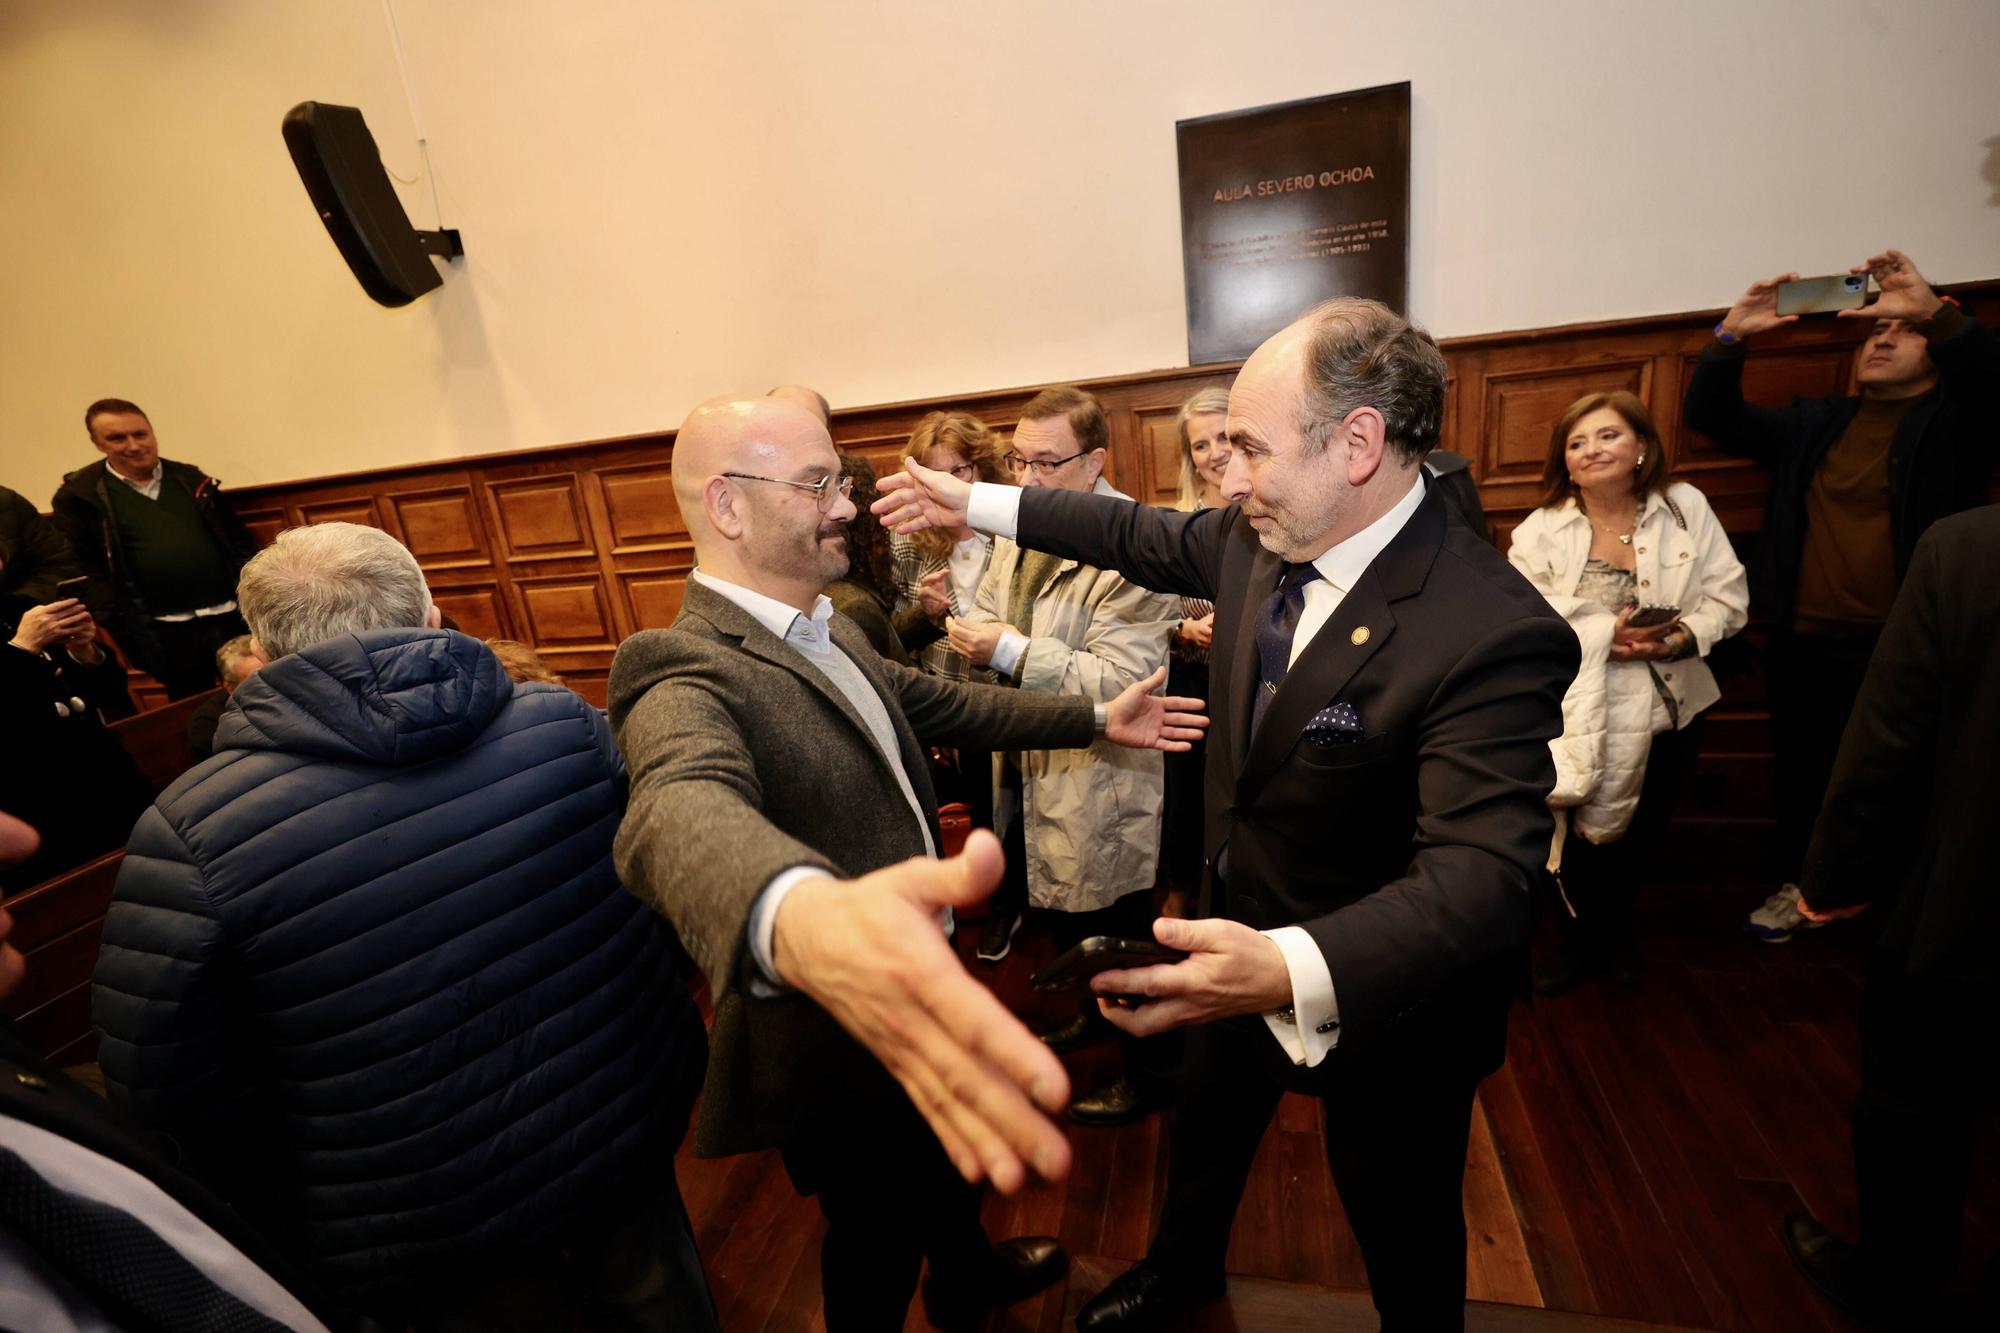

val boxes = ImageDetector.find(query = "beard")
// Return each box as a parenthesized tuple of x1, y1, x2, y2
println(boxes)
(815, 523, 851, 581)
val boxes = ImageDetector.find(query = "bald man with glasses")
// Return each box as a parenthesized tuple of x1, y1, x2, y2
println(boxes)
(608, 394, 1205, 1329)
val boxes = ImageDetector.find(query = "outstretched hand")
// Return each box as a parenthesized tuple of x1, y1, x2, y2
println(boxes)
(1104, 665, 1209, 752)
(1840, 249, 1942, 323)
(770, 830, 1072, 1192)
(874, 458, 973, 534)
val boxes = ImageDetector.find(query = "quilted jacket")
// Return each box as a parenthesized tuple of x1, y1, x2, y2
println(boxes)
(91, 628, 704, 1300)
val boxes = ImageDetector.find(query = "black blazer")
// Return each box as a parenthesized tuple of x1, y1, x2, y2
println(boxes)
(1016, 483, 1577, 1066)
(1802, 504, 2000, 978)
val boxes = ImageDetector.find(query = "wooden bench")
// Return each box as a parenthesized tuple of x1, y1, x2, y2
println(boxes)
(110, 688, 222, 793)
(2, 848, 122, 1064)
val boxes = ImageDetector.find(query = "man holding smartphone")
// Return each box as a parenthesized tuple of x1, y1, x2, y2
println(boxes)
(1684, 250, 1998, 943)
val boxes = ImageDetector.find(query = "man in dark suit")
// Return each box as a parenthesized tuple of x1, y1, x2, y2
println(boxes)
(609, 395, 1206, 1330)
(877, 298, 1577, 1331)
(1785, 505, 2000, 1325)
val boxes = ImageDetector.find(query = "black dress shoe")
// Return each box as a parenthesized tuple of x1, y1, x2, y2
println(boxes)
(1781, 1212, 1875, 1321)
(1068, 1076, 1170, 1127)
(1076, 1260, 1224, 1331)
(921, 1235, 1068, 1329)
(1040, 1011, 1111, 1053)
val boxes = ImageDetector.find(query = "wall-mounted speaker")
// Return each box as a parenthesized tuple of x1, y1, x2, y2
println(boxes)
(281, 101, 464, 308)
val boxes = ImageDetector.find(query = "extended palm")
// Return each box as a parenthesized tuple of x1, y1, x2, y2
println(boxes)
(1104, 666, 1209, 751)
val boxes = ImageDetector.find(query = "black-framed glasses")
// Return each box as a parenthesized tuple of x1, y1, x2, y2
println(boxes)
(721, 471, 855, 512)
(1003, 450, 1085, 477)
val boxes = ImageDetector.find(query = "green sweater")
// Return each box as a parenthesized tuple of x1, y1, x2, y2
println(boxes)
(104, 474, 238, 615)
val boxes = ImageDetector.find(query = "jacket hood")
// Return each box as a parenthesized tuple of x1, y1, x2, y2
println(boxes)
(217, 628, 512, 765)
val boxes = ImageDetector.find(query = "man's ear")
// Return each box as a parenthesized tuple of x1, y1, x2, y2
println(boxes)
(1082, 448, 1107, 487)
(1341, 406, 1389, 488)
(706, 475, 746, 539)
(425, 602, 443, 630)
(246, 636, 274, 666)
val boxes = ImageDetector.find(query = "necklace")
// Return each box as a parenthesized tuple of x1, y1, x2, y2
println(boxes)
(1582, 504, 1637, 546)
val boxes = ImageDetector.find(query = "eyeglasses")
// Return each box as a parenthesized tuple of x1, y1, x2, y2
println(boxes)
(945, 462, 977, 481)
(721, 471, 855, 512)
(1003, 450, 1086, 477)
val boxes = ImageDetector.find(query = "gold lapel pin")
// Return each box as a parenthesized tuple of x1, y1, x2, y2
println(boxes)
(1350, 626, 1371, 646)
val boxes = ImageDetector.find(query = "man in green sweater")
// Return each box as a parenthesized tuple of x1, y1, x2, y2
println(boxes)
(51, 399, 261, 699)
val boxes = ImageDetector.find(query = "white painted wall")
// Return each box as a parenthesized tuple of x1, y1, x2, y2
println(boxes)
(4, 0, 1997, 503)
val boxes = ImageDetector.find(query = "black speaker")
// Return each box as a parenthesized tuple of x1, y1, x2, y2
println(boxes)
(281, 101, 463, 308)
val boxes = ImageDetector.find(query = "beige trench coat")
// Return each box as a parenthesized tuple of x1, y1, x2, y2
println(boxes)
(966, 480, 1179, 913)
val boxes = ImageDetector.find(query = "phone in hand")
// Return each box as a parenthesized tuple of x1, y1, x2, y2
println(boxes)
(1030, 936, 1188, 996)
(1624, 603, 1681, 630)
(1775, 273, 1868, 316)
(55, 575, 90, 594)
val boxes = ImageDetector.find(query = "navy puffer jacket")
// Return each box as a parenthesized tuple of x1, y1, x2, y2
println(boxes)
(91, 629, 704, 1299)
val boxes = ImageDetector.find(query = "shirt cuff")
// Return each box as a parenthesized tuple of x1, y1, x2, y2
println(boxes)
(989, 628, 1030, 680)
(746, 865, 829, 997)
(1259, 926, 1340, 1067)
(967, 482, 1022, 540)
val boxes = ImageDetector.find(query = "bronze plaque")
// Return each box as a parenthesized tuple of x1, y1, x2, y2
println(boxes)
(1177, 82, 1410, 365)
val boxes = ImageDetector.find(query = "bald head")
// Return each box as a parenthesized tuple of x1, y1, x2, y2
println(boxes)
(767, 383, 832, 429)
(673, 396, 854, 608)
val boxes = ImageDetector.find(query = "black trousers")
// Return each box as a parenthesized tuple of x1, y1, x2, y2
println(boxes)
(1161, 657, 1210, 896)
(1149, 1017, 1486, 1332)
(780, 1067, 991, 1331)
(1558, 714, 1706, 948)
(1852, 962, 2000, 1304)
(1768, 630, 1878, 882)
(143, 610, 249, 700)
(387, 1162, 718, 1333)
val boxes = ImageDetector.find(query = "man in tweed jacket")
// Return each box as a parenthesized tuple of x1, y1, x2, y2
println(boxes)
(609, 395, 1205, 1330)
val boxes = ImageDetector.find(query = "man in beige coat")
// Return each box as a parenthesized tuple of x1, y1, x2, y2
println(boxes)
(948, 386, 1180, 1125)
(608, 395, 1205, 1330)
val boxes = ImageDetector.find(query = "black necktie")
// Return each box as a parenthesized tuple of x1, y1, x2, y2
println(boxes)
(1252, 563, 1320, 737)
(0, 1146, 296, 1332)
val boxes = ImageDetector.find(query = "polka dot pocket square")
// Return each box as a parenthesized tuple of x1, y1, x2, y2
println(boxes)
(1302, 700, 1365, 744)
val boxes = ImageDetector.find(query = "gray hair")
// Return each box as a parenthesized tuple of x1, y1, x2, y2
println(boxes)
(237, 522, 431, 660)
(1296, 298, 1448, 465)
(1174, 384, 1233, 511)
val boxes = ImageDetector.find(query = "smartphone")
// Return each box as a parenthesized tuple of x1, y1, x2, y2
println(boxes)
(1030, 936, 1188, 995)
(1775, 273, 1868, 316)
(55, 575, 90, 593)
(1625, 604, 1681, 630)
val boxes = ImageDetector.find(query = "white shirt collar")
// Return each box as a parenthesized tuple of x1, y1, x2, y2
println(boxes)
(690, 568, 835, 652)
(108, 461, 163, 495)
(1305, 471, 1427, 592)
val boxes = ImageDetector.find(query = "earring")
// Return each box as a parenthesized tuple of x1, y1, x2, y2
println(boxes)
(1635, 453, 1645, 467)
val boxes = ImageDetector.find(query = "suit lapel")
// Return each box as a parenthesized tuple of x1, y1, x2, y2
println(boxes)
(681, 580, 940, 838)
(1234, 486, 1446, 800)
(1224, 546, 1283, 772)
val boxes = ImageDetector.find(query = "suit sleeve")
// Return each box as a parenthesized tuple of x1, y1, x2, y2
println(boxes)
(891, 658, 1097, 751)
(1681, 343, 1798, 469)
(1016, 488, 1231, 603)
(611, 654, 838, 988)
(1299, 615, 1576, 1040)
(92, 808, 239, 1152)
(1799, 528, 1943, 912)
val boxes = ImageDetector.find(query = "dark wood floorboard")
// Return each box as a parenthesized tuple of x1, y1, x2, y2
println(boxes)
(674, 877, 1999, 1331)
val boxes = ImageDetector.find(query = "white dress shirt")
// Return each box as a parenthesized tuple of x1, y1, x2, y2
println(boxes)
(966, 474, 1427, 1067)
(688, 569, 941, 990)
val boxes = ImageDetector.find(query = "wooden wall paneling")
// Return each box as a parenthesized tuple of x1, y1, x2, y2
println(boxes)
(1130, 405, 1189, 507)
(295, 496, 384, 529)
(428, 579, 511, 641)
(510, 572, 619, 653)
(238, 506, 288, 548)
(1477, 357, 1652, 487)
(485, 472, 596, 562)
(382, 479, 491, 570)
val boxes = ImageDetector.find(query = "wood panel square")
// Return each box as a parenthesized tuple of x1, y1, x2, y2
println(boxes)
(1135, 409, 1186, 508)
(430, 584, 508, 641)
(297, 499, 381, 529)
(388, 487, 487, 568)
(1479, 362, 1649, 480)
(488, 476, 593, 560)
(238, 509, 286, 550)
(596, 466, 688, 555)
(622, 571, 688, 630)
(515, 576, 615, 649)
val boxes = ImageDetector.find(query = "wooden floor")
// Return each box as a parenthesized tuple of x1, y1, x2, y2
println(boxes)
(675, 877, 2000, 1331)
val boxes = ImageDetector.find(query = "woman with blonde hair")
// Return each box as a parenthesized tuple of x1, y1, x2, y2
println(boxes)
(1508, 390, 1748, 994)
